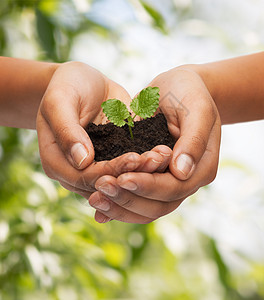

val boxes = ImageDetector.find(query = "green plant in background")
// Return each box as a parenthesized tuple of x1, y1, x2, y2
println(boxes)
(101, 87, 160, 139)
(0, 1, 264, 300)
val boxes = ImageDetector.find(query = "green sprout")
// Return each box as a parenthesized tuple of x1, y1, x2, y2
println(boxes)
(101, 87, 160, 140)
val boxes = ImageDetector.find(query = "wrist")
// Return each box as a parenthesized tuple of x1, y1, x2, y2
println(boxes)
(27, 61, 60, 129)
(174, 64, 218, 100)
(0, 58, 60, 129)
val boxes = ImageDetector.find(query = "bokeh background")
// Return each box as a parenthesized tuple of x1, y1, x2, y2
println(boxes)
(0, 0, 264, 299)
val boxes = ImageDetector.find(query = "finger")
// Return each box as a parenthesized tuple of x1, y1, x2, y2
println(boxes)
(59, 181, 93, 199)
(152, 71, 218, 180)
(135, 145, 172, 173)
(75, 152, 145, 190)
(136, 151, 163, 173)
(90, 192, 154, 224)
(150, 145, 172, 172)
(59, 174, 179, 224)
(37, 114, 94, 184)
(171, 98, 217, 180)
(39, 89, 95, 170)
(192, 119, 221, 186)
(37, 118, 145, 190)
(39, 64, 110, 170)
(117, 172, 193, 201)
(94, 211, 112, 224)
(117, 121, 221, 201)
(94, 175, 182, 219)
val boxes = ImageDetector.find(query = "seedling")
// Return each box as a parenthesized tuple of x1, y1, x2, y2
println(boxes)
(101, 87, 160, 140)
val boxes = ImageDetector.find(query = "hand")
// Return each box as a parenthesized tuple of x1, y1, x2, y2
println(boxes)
(89, 66, 221, 223)
(37, 62, 167, 198)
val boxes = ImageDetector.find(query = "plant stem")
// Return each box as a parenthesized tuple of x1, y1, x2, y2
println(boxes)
(128, 125, 134, 140)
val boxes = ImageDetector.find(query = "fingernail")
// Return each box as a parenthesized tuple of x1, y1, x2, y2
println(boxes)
(119, 181, 137, 191)
(152, 157, 163, 164)
(160, 152, 171, 157)
(98, 183, 117, 197)
(71, 143, 88, 167)
(144, 158, 162, 171)
(93, 200, 110, 212)
(125, 161, 140, 172)
(175, 154, 194, 178)
(96, 214, 111, 223)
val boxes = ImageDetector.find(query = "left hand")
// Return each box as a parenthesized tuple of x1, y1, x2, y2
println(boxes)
(36, 61, 172, 212)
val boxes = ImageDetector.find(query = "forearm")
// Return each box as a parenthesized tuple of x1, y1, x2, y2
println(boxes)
(0, 57, 59, 129)
(184, 52, 264, 124)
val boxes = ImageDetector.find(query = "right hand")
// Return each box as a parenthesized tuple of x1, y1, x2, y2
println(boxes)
(88, 66, 222, 223)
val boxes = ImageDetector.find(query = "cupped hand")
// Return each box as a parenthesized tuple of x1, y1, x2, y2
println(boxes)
(89, 66, 221, 224)
(37, 62, 166, 197)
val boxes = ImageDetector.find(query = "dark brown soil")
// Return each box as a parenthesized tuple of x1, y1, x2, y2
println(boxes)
(85, 113, 176, 162)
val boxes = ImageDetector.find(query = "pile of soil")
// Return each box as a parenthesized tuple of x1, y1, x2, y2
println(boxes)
(85, 113, 176, 161)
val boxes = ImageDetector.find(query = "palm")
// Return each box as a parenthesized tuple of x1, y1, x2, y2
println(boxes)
(78, 78, 132, 128)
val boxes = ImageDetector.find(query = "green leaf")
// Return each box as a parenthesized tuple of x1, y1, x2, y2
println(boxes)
(101, 99, 130, 127)
(130, 87, 160, 119)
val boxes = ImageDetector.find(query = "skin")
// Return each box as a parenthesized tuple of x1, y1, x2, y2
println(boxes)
(0, 57, 58, 129)
(90, 52, 264, 224)
(0, 54, 264, 224)
(37, 62, 172, 202)
(91, 67, 221, 223)
(0, 57, 169, 214)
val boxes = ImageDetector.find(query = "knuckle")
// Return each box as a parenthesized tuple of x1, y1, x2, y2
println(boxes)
(54, 125, 73, 152)
(120, 197, 134, 209)
(102, 161, 121, 178)
(54, 125, 70, 143)
(101, 161, 115, 175)
(120, 153, 140, 173)
(190, 133, 207, 154)
(76, 174, 95, 192)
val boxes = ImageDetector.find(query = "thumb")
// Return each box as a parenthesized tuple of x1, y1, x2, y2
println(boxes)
(40, 90, 95, 170)
(169, 101, 218, 180)
(64, 125, 94, 169)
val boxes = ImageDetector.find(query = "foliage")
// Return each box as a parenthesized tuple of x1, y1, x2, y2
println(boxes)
(101, 99, 131, 127)
(0, 1, 264, 300)
(130, 87, 160, 119)
(102, 87, 160, 139)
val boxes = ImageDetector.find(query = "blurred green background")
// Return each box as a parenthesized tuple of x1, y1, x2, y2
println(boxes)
(1, 0, 264, 299)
